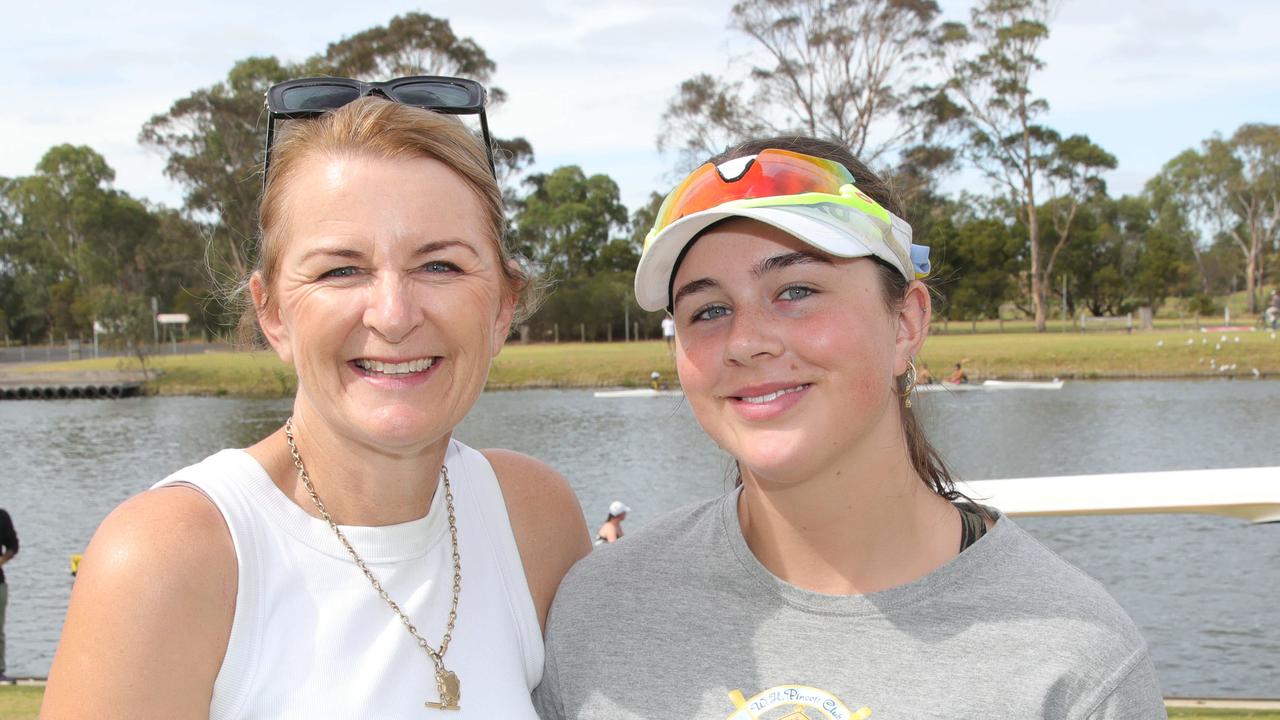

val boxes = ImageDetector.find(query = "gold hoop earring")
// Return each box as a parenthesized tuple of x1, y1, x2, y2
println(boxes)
(901, 357, 918, 409)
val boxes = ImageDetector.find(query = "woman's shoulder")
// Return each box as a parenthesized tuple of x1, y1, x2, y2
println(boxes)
(42, 483, 236, 714)
(88, 483, 237, 598)
(478, 447, 585, 539)
(478, 446, 591, 627)
(79, 450, 243, 628)
(80, 449, 250, 632)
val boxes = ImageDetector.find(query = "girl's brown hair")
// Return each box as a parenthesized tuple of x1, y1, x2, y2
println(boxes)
(235, 96, 535, 343)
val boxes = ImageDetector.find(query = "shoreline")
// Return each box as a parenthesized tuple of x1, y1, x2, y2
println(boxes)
(0, 331, 1276, 398)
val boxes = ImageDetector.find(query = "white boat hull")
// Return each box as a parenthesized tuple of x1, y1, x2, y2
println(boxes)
(914, 379, 1065, 393)
(982, 379, 1064, 390)
(915, 383, 982, 393)
(593, 388, 684, 398)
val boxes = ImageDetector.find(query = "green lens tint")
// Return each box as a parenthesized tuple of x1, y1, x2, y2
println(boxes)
(280, 85, 362, 112)
(392, 82, 476, 109)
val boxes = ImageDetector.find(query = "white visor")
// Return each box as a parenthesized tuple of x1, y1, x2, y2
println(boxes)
(634, 201, 927, 312)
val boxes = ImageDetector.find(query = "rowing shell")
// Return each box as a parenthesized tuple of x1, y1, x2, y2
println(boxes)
(915, 379, 1064, 393)
(959, 466, 1280, 524)
(914, 383, 982, 393)
(593, 388, 684, 398)
(982, 379, 1064, 390)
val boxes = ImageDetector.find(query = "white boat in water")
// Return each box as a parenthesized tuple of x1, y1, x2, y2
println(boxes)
(982, 378, 1064, 390)
(915, 379, 1064, 393)
(914, 383, 983, 393)
(593, 388, 684, 398)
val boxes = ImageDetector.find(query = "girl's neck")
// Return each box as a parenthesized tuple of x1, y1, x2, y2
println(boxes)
(249, 406, 450, 527)
(737, 433, 960, 596)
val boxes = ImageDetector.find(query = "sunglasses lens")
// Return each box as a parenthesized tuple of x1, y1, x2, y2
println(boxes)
(391, 82, 477, 109)
(279, 85, 362, 112)
(651, 150, 855, 238)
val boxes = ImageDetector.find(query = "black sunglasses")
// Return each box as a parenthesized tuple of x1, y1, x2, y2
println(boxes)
(262, 75, 495, 185)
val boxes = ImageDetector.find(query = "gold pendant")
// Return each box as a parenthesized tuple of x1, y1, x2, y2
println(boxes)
(424, 667, 461, 711)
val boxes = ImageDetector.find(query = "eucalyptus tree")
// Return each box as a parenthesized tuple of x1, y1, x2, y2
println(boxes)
(0, 145, 204, 339)
(1154, 123, 1280, 312)
(139, 56, 295, 281)
(938, 0, 1115, 331)
(512, 166, 631, 280)
(659, 0, 947, 171)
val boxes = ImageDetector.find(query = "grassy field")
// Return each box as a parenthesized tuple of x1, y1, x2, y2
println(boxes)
(0, 686, 40, 720)
(0, 685, 1275, 719)
(5, 326, 1278, 397)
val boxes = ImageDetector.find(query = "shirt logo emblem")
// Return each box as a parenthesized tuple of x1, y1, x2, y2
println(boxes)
(726, 685, 872, 719)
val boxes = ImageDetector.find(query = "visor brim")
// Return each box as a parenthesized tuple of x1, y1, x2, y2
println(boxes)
(635, 205, 906, 312)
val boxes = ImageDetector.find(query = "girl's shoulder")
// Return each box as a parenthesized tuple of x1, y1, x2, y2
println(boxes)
(947, 514, 1150, 650)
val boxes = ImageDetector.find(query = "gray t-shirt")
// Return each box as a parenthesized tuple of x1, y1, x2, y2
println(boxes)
(535, 490, 1166, 720)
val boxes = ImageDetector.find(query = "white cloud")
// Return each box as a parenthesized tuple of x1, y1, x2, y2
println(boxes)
(2, 0, 1277, 212)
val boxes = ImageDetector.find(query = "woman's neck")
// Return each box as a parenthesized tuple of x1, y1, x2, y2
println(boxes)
(248, 406, 450, 527)
(737, 427, 960, 596)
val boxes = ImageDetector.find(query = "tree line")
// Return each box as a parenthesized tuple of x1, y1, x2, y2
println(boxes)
(2, 1, 1277, 347)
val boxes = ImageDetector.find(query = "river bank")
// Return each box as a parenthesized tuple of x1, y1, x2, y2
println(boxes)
(2, 329, 1277, 397)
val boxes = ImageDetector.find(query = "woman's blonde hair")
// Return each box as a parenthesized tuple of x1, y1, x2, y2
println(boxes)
(236, 96, 533, 343)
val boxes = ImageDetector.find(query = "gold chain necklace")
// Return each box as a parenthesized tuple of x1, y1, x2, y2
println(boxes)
(284, 417, 462, 711)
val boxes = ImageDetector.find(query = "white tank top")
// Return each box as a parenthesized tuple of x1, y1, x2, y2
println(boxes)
(154, 439, 542, 719)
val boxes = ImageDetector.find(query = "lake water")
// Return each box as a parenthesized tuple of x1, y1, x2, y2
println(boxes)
(1, 380, 1277, 697)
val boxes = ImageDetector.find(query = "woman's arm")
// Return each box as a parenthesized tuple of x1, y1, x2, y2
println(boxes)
(41, 486, 236, 720)
(483, 449, 591, 631)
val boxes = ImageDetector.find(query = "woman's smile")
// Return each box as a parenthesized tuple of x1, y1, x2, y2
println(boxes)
(349, 356, 442, 388)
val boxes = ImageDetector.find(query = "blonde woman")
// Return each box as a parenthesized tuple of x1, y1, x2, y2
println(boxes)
(45, 80, 589, 718)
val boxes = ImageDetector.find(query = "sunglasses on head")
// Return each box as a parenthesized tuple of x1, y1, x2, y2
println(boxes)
(646, 148, 879, 249)
(262, 75, 495, 185)
(646, 147, 909, 248)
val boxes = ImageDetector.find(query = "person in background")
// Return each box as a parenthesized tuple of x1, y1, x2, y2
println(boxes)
(594, 501, 630, 546)
(534, 136, 1164, 719)
(916, 362, 933, 384)
(1267, 289, 1280, 330)
(945, 361, 968, 384)
(661, 314, 676, 354)
(0, 507, 18, 684)
(43, 84, 589, 717)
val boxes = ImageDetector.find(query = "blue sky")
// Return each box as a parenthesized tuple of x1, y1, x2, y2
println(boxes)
(3, 0, 1278, 214)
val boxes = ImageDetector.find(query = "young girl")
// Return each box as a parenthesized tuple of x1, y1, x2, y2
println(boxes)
(534, 137, 1165, 719)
